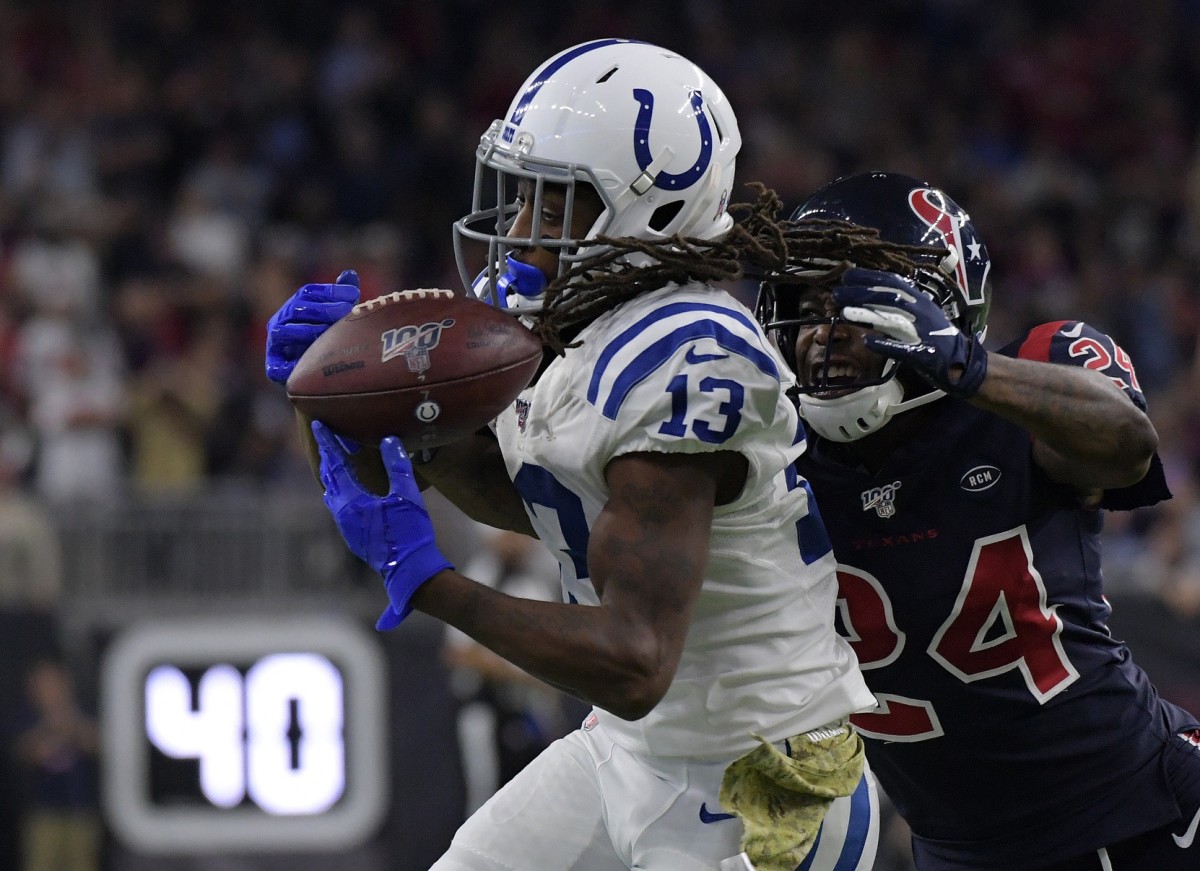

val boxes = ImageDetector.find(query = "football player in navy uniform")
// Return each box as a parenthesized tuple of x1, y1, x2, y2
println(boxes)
(756, 170, 1200, 870)
(265, 40, 881, 870)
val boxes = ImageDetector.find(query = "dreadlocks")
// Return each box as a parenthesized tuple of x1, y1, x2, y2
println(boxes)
(525, 215, 746, 355)
(729, 183, 948, 286)
(526, 183, 948, 354)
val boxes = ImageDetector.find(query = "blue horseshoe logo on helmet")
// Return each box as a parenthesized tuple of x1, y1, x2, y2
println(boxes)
(632, 88, 713, 190)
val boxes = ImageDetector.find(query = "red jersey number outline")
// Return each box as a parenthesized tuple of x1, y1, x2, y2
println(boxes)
(839, 526, 1080, 742)
(1066, 333, 1142, 393)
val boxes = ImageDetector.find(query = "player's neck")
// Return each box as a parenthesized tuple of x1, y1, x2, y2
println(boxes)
(839, 404, 943, 474)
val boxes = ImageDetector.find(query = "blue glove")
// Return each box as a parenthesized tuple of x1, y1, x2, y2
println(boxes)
(312, 421, 453, 630)
(834, 267, 988, 399)
(265, 269, 361, 385)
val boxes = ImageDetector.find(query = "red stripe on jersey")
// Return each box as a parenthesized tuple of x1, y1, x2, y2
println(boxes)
(1016, 321, 1071, 363)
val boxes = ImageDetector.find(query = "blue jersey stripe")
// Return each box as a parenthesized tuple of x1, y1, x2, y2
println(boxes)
(797, 824, 823, 871)
(589, 319, 780, 420)
(832, 772, 873, 871)
(795, 771, 872, 871)
(508, 38, 638, 128)
(785, 466, 833, 566)
(587, 301, 774, 408)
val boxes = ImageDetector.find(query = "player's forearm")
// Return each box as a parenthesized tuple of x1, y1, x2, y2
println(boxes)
(413, 572, 668, 720)
(971, 354, 1157, 488)
(414, 431, 536, 535)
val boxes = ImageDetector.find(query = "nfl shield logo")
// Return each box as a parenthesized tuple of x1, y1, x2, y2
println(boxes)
(861, 481, 901, 518)
(515, 399, 531, 433)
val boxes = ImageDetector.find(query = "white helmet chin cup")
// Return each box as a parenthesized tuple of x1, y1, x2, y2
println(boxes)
(798, 379, 904, 443)
(798, 377, 944, 442)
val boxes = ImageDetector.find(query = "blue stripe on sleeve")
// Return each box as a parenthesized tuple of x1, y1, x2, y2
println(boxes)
(586, 303, 780, 420)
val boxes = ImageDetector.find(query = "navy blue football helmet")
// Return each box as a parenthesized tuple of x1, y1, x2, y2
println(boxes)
(758, 171, 992, 441)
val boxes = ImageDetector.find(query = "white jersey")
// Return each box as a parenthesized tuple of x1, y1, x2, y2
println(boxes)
(493, 283, 874, 760)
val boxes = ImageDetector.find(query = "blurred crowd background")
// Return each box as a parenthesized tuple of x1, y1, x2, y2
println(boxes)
(1, 1, 1199, 869)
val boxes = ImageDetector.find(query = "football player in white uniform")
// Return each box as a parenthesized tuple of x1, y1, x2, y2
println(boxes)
(266, 39, 878, 871)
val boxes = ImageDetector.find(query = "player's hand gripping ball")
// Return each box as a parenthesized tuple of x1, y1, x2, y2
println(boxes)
(286, 288, 543, 449)
(265, 270, 361, 385)
(313, 421, 452, 630)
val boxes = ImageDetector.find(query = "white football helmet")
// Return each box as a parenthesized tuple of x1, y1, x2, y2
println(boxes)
(453, 38, 741, 311)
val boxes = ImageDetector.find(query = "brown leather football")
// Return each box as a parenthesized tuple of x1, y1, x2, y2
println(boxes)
(286, 288, 542, 449)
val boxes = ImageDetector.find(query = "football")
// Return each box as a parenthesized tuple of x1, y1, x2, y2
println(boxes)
(286, 288, 543, 449)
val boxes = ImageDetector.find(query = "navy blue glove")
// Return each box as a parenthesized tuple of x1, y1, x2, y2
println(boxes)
(313, 421, 453, 630)
(834, 267, 988, 399)
(265, 270, 361, 385)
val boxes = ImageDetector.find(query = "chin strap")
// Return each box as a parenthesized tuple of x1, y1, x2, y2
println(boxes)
(890, 385, 946, 415)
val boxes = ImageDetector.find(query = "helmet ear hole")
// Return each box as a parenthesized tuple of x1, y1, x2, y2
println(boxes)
(649, 200, 684, 232)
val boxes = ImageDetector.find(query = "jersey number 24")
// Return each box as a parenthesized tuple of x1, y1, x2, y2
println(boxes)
(838, 525, 1081, 742)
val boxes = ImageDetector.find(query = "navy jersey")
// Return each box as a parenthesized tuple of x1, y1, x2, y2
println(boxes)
(796, 321, 1190, 869)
